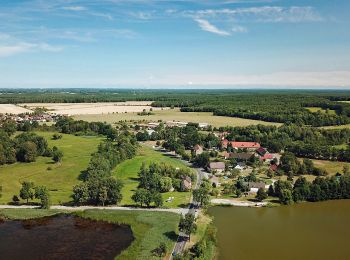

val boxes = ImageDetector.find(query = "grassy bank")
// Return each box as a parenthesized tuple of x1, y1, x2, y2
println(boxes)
(0, 208, 180, 260)
(113, 145, 192, 208)
(74, 108, 282, 128)
(0, 132, 102, 204)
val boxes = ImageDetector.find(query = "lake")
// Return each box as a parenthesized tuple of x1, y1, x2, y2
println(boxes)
(208, 200, 350, 260)
(0, 214, 134, 260)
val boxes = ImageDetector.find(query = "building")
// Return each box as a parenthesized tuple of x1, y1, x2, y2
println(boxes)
(198, 122, 209, 129)
(256, 147, 267, 156)
(193, 144, 203, 156)
(246, 182, 266, 193)
(229, 152, 254, 161)
(209, 162, 226, 174)
(181, 176, 192, 191)
(210, 176, 221, 187)
(221, 140, 261, 150)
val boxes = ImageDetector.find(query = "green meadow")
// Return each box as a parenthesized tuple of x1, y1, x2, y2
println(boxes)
(0, 132, 102, 204)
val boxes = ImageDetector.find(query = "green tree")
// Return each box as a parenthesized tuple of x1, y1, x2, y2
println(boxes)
(34, 185, 51, 209)
(17, 141, 37, 162)
(178, 213, 197, 240)
(19, 181, 35, 203)
(159, 177, 173, 192)
(99, 186, 108, 207)
(193, 186, 210, 208)
(72, 183, 89, 205)
(52, 146, 64, 163)
(152, 192, 163, 207)
(256, 188, 268, 201)
(132, 188, 149, 207)
(280, 189, 293, 205)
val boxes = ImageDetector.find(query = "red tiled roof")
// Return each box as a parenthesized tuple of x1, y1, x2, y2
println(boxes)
(269, 164, 278, 171)
(231, 142, 260, 149)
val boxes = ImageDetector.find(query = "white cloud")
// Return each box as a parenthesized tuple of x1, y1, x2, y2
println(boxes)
(0, 39, 63, 57)
(194, 18, 230, 36)
(62, 6, 87, 11)
(231, 25, 247, 33)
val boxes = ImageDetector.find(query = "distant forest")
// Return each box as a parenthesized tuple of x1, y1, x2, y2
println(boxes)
(3, 88, 350, 126)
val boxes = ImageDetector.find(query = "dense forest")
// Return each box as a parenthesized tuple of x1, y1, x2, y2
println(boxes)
(3, 89, 350, 126)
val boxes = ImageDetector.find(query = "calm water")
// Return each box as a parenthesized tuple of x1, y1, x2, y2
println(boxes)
(208, 200, 350, 260)
(0, 215, 134, 260)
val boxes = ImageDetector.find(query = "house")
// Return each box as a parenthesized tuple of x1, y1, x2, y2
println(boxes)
(181, 176, 192, 191)
(209, 162, 226, 174)
(269, 164, 278, 172)
(246, 182, 266, 193)
(256, 147, 267, 156)
(229, 152, 254, 161)
(198, 123, 209, 129)
(234, 163, 245, 171)
(260, 153, 274, 162)
(221, 140, 261, 150)
(193, 144, 203, 156)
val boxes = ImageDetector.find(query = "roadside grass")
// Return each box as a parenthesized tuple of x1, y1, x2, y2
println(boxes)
(0, 132, 102, 205)
(0, 208, 180, 260)
(74, 108, 282, 128)
(76, 209, 180, 260)
(0, 208, 62, 220)
(113, 145, 192, 208)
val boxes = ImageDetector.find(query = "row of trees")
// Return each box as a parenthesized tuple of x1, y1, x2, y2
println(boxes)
(16, 181, 50, 209)
(269, 174, 350, 205)
(72, 131, 137, 206)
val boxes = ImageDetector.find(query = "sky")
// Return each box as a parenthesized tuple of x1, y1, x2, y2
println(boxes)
(0, 0, 350, 89)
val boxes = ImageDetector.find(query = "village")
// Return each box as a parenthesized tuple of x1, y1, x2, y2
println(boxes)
(133, 119, 282, 206)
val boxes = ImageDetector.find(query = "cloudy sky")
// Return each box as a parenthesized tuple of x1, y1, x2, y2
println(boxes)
(0, 0, 349, 88)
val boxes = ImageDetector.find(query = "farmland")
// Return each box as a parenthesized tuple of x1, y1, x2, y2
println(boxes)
(20, 101, 165, 115)
(74, 108, 282, 128)
(0, 104, 32, 114)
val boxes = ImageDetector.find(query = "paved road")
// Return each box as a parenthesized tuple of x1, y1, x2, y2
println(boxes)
(0, 204, 190, 214)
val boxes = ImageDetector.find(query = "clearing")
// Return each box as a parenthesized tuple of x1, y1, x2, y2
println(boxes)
(74, 108, 282, 128)
(113, 145, 192, 208)
(305, 107, 337, 115)
(0, 132, 102, 204)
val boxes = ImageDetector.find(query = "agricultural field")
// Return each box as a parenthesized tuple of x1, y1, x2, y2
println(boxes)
(113, 145, 193, 208)
(311, 159, 350, 175)
(0, 104, 32, 114)
(0, 132, 102, 204)
(20, 101, 165, 116)
(74, 108, 282, 128)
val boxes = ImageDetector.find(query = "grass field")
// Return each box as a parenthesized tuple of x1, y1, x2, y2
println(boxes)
(114, 145, 192, 208)
(74, 108, 282, 128)
(305, 107, 337, 115)
(0, 132, 102, 204)
(322, 124, 350, 129)
(311, 159, 349, 175)
(0, 208, 180, 260)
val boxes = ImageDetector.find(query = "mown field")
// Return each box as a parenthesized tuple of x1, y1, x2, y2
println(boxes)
(74, 108, 282, 128)
(113, 145, 192, 208)
(0, 208, 180, 260)
(0, 132, 102, 204)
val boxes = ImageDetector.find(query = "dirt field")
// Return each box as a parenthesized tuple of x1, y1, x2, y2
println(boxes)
(0, 104, 33, 114)
(74, 108, 282, 128)
(20, 101, 164, 115)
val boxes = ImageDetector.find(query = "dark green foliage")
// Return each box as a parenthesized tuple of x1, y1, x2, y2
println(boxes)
(34, 186, 51, 209)
(52, 146, 64, 163)
(256, 188, 268, 201)
(178, 213, 197, 239)
(19, 181, 35, 203)
(152, 242, 167, 257)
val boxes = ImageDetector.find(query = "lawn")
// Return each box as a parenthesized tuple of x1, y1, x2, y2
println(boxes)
(0, 208, 180, 260)
(113, 145, 192, 208)
(0, 132, 102, 204)
(74, 108, 282, 128)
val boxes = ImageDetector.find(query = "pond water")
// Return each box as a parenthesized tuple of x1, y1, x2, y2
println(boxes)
(0, 214, 134, 260)
(208, 200, 350, 260)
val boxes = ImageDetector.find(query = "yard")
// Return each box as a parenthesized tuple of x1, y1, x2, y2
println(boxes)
(0, 132, 102, 204)
(113, 145, 193, 208)
(74, 108, 282, 128)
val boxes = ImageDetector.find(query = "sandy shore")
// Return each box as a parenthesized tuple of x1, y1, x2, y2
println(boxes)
(211, 198, 267, 207)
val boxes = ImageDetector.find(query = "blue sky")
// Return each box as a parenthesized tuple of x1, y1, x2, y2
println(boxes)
(0, 0, 349, 88)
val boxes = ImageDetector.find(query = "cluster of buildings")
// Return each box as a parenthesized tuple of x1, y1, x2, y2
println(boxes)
(0, 113, 56, 124)
(140, 121, 209, 129)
